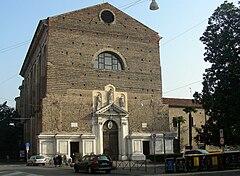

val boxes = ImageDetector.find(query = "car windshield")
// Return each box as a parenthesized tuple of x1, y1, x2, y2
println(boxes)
(98, 155, 109, 161)
(36, 156, 44, 159)
(185, 150, 208, 155)
(200, 150, 208, 154)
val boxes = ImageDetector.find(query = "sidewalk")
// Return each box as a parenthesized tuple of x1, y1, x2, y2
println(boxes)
(2, 160, 240, 176)
(45, 162, 166, 175)
(44, 163, 240, 176)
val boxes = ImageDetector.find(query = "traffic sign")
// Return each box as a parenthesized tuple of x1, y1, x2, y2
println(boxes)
(220, 137, 224, 145)
(25, 143, 30, 147)
(219, 129, 224, 138)
(151, 133, 156, 141)
(152, 133, 156, 138)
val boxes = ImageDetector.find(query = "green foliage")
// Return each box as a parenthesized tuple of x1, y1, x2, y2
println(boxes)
(0, 102, 23, 159)
(174, 116, 186, 124)
(183, 106, 197, 114)
(195, 1, 240, 146)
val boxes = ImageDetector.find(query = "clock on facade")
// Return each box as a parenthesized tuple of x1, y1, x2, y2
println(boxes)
(107, 120, 113, 129)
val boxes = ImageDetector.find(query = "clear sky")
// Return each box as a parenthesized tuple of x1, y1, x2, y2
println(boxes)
(0, 0, 237, 107)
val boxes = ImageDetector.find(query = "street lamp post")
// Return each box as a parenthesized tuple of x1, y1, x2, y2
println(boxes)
(152, 133, 157, 174)
(153, 140, 156, 174)
(163, 133, 166, 161)
(188, 113, 193, 150)
(177, 120, 181, 152)
(183, 106, 197, 150)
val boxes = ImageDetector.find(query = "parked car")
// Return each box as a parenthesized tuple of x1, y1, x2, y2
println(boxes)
(27, 155, 46, 166)
(74, 154, 113, 174)
(183, 149, 209, 158)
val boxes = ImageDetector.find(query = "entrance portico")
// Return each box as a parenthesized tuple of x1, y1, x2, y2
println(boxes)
(92, 84, 129, 160)
(37, 84, 175, 161)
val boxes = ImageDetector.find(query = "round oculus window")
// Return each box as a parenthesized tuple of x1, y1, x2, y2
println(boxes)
(101, 10, 115, 24)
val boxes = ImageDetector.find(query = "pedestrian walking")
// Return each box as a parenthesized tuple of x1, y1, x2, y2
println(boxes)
(71, 153, 76, 163)
(57, 154, 62, 167)
(53, 155, 58, 167)
(63, 155, 67, 166)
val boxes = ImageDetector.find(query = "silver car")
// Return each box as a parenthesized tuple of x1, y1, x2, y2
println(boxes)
(183, 149, 209, 158)
(27, 155, 46, 166)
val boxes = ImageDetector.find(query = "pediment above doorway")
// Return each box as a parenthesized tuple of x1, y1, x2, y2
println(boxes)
(95, 103, 128, 117)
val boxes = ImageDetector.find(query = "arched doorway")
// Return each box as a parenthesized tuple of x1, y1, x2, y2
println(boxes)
(103, 120, 119, 160)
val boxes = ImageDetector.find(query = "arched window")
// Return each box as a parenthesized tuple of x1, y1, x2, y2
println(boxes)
(94, 52, 123, 70)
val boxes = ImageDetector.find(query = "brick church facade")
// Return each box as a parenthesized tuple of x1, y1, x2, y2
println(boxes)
(17, 3, 177, 160)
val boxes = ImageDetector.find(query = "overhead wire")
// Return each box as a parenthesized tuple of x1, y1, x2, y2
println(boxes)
(1, 0, 239, 53)
(0, 40, 31, 54)
(161, 0, 239, 46)
(120, 0, 149, 10)
(2, 0, 235, 104)
(0, 74, 19, 87)
(119, 0, 143, 9)
(163, 80, 202, 95)
(0, 0, 148, 54)
(161, 19, 207, 46)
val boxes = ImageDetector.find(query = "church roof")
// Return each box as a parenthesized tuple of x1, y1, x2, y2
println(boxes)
(163, 98, 202, 108)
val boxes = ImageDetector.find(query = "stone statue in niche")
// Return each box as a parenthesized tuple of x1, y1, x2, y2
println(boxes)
(119, 95, 125, 108)
(96, 94, 102, 110)
(108, 88, 114, 104)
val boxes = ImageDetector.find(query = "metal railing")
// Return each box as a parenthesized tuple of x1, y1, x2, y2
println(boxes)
(113, 160, 147, 172)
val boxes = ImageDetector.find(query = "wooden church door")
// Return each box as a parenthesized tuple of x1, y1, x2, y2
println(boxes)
(103, 120, 119, 160)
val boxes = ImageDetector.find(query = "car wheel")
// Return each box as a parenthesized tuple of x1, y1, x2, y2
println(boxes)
(105, 170, 111, 174)
(87, 166, 92, 174)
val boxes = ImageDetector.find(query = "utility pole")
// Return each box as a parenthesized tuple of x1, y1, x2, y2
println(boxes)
(188, 112, 192, 150)
(177, 120, 181, 153)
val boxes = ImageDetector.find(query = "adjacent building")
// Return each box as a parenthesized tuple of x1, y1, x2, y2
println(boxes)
(163, 98, 206, 151)
(17, 3, 177, 160)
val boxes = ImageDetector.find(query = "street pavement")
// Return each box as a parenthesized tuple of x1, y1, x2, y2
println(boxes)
(1, 160, 240, 176)
(45, 162, 240, 176)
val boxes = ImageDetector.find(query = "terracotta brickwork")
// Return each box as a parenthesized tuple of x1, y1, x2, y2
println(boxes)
(17, 3, 170, 154)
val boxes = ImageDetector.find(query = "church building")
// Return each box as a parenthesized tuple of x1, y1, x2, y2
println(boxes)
(17, 3, 175, 160)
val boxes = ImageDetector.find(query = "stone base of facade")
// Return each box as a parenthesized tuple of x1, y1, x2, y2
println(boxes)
(130, 154, 146, 161)
(120, 155, 128, 160)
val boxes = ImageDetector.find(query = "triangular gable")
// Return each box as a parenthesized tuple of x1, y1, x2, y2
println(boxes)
(96, 103, 128, 116)
(48, 3, 160, 40)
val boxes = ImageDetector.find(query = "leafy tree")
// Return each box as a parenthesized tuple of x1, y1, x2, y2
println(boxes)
(0, 102, 23, 159)
(183, 106, 197, 149)
(194, 1, 240, 147)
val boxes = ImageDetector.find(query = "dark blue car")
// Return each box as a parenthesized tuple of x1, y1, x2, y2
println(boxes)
(74, 154, 113, 174)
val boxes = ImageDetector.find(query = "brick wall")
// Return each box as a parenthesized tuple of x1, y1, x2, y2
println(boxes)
(20, 3, 169, 137)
